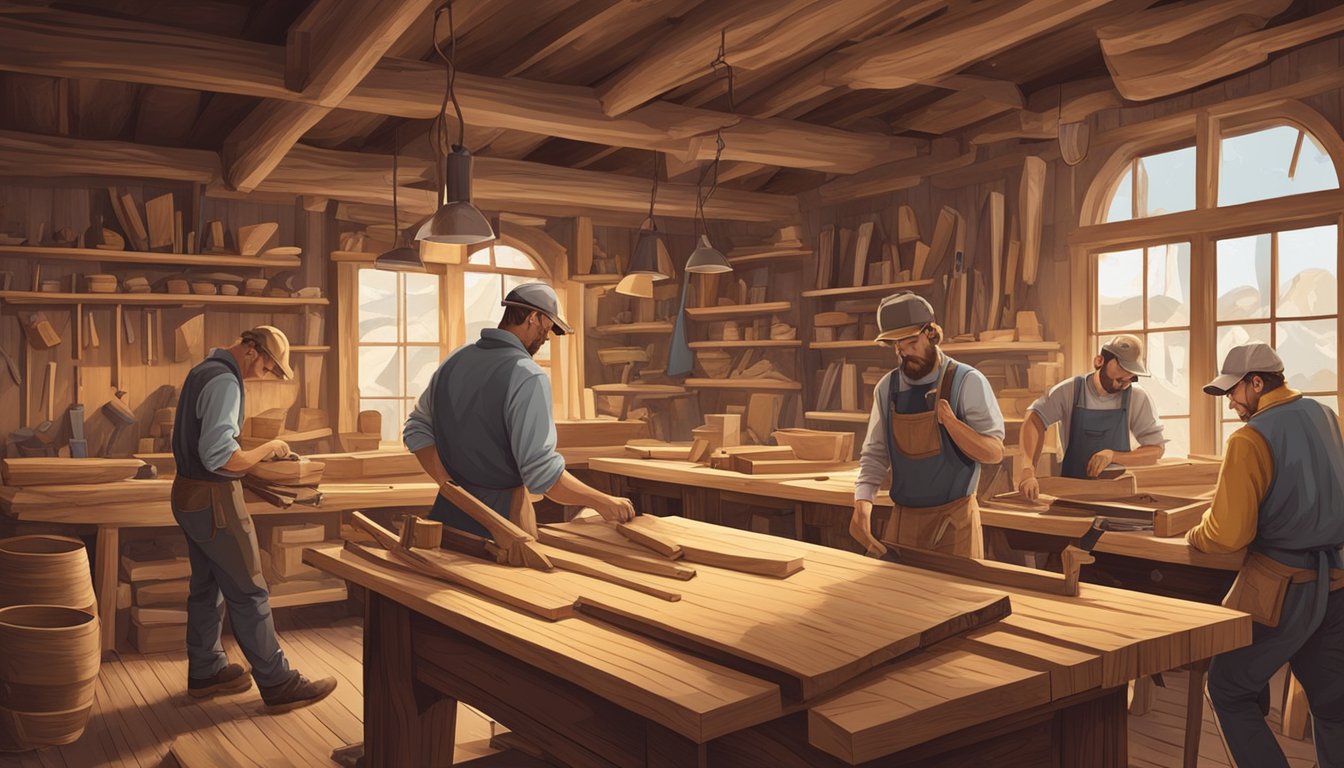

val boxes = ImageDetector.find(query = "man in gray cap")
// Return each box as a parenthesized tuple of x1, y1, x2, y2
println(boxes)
(170, 326, 337, 712)
(850, 292, 1005, 559)
(1017, 334, 1168, 499)
(405, 282, 635, 538)
(1188, 341, 1344, 768)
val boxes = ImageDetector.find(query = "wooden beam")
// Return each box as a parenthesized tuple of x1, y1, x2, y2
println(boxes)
(811, 140, 975, 206)
(0, 128, 220, 181)
(1103, 4, 1344, 101)
(969, 77, 1123, 145)
(223, 0, 434, 192)
(893, 91, 1017, 135)
(1096, 0, 1291, 59)
(0, 5, 922, 174)
(499, 0, 627, 78)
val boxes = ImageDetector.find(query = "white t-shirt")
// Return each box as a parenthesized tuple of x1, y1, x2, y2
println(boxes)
(1027, 375, 1167, 455)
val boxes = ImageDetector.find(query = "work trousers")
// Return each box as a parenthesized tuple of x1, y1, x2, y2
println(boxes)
(1209, 584, 1344, 767)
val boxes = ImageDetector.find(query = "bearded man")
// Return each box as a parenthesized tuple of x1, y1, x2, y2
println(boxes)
(848, 292, 1005, 559)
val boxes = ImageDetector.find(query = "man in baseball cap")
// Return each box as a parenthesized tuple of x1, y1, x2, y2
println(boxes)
(850, 291, 1006, 560)
(1187, 341, 1344, 767)
(1017, 333, 1168, 496)
(404, 281, 634, 542)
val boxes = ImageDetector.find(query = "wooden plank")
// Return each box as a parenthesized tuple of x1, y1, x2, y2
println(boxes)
(143, 193, 174, 250)
(1035, 474, 1139, 498)
(555, 419, 649, 448)
(1, 457, 145, 486)
(556, 517, 805, 578)
(1018, 156, 1046, 285)
(536, 527, 697, 580)
(616, 517, 683, 559)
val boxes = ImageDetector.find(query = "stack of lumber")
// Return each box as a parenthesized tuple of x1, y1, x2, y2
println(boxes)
(121, 538, 191, 653)
(244, 457, 324, 508)
(311, 449, 426, 483)
(1, 457, 147, 486)
(260, 523, 346, 608)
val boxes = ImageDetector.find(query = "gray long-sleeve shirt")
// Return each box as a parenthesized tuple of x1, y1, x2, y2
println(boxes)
(403, 328, 566, 496)
(196, 349, 244, 474)
(855, 358, 1005, 503)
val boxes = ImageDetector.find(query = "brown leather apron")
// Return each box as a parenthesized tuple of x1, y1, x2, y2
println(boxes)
(171, 476, 263, 580)
(1222, 551, 1344, 627)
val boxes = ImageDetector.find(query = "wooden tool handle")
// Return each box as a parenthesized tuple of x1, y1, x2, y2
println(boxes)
(436, 480, 534, 545)
(1061, 545, 1096, 597)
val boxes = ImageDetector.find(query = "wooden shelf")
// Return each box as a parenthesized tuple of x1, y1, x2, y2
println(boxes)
(727, 250, 811, 267)
(809, 340, 1060, 356)
(590, 383, 688, 397)
(683, 378, 802, 391)
(801, 279, 936, 299)
(687, 340, 801, 349)
(0, 290, 328, 308)
(592, 322, 675, 335)
(268, 578, 347, 609)
(683, 301, 792, 321)
(569, 273, 623, 285)
(290, 346, 330, 353)
(805, 410, 871, 424)
(0, 244, 301, 269)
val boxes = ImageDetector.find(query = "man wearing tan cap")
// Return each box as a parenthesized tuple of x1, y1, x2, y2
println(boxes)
(1188, 342, 1344, 768)
(1017, 334, 1167, 499)
(170, 326, 336, 713)
(404, 282, 635, 538)
(850, 292, 1006, 559)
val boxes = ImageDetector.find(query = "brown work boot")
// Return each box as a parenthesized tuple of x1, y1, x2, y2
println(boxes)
(259, 671, 337, 714)
(188, 663, 253, 699)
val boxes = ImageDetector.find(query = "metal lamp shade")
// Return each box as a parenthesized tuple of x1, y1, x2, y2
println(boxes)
(684, 234, 732, 274)
(416, 145, 495, 245)
(374, 245, 424, 272)
(628, 226, 668, 279)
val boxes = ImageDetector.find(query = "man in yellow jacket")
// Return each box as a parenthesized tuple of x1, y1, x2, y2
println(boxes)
(1187, 342, 1344, 768)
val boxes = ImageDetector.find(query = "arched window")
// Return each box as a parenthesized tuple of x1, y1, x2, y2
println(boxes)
(1084, 112, 1343, 456)
(463, 242, 552, 366)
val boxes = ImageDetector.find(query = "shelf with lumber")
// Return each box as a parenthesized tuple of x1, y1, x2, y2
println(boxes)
(808, 340, 1060, 356)
(687, 340, 801, 349)
(682, 378, 802, 391)
(804, 410, 871, 424)
(683, 301, 792, 321)
(0, 290, 328, 308)
(801, 278, 936, 299)
(726, 249, 812, 267)
(267, 578, 348, 609)
(569, 273, 623, 285)
(592, 321, 675, 335)
(0, 244, 302, 269)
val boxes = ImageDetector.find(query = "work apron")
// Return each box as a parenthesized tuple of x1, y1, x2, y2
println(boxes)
(1060, 375, 1131, 479)
(170, 475, 262, 581)
(881, 359, 983, 559)
(1223, 548, 1344, 628)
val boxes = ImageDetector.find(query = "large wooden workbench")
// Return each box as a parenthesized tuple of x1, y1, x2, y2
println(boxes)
(306, 517, 1248, 767)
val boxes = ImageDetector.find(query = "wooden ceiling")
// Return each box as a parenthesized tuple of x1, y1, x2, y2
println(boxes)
(0, 0, 1341, 222)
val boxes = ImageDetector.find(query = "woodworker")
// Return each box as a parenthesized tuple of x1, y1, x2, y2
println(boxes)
(849, 292, 1005, 558)
(170, 326, 337, 712)
(1188, 341, 1344, 768)
(1017, 334, 1167, 499)
(404, 282, 635, 536)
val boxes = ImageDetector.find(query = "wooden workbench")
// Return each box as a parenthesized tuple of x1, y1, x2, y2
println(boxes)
(306, 517, 1248, 767)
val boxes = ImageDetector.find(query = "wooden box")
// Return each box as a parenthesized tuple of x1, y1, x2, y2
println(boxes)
(133, 617, 183, 654)
(133, 578, 189, 608)
(771, 428, 854, 461)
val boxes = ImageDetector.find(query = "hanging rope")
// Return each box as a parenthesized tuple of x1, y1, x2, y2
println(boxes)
(646, 150, 660, 224)
(694, 132, 726, 237)
(390, 122, 401, 240)
(429, 1, 465, 203)
(710, 28, 735, 113)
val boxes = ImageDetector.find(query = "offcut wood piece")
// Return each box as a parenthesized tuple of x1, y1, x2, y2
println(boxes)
(984, 190, 1005, 331)
(1015, 310, 1043, 342)
(312, 450, 423, 480)
(623, 441, 693, 460)
(535, 527, 696, 581)
(410, 517, 443, 550)
(133, 579, 189, 608)
(554, 419, 649, 448)
(21, 313, 61, 349)
(130, 605, 187, 625)
(746, 393, 785, 443)
(557, 516, 805, 579)
(1018, 156, 1046, 285)
(270, 541, 323, 580)
(815, 225, 834, 289)
(119, 191, 149, 251)
(919, 207, 958, 280)
(851, 219, 874, 287)
(1126, 460, 1221, 492)
(134, 616, 183, 653)
(250, 408, 289, 439)
(771, 428, 854, 462)
(247, 457, 325, 485)
(144, 193, 174, 250)
(295, 408, 329, 432)
(534, 544, 682, 602)
(734, 457, 856, 476)
(0, 457, 146, 487)
(84, 313, 99, 349)
(173, 314, 204, 363)
(597, 346, 650, 366)
(43, 361, 56, 422)
(880, 541, 1080, 597)
(358, 409, 382, 435)
(121, 553, 191, 582)
(1036, 474, 1139, 499)
(712, 445, 797, 471)
(237, 222, 278, 256)
(272, 522, 325, 548)
(897, 205, 919, 243)
(704, 414, 741, 447)
(616, 517, 684, 559)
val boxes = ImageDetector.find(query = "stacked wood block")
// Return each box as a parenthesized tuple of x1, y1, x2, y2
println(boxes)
(121, 538, 191, 654)
(259, 524, 346, 608)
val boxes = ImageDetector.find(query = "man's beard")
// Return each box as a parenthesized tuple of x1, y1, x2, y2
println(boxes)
(900, 348, 937, 380)
(1098, 373, 1124, 394)
(527, 335, 546, 356)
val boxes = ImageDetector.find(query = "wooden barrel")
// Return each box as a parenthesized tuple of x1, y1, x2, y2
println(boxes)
(0, 536, 96, 614)
(0, 605, 100, 751)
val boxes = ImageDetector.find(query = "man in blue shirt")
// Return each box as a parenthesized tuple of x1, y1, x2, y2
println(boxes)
(404, 283, 635, 534)
(171, 326, 336, 712)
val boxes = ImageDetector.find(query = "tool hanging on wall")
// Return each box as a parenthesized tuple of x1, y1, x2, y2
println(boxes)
(0, 344, 20, 386)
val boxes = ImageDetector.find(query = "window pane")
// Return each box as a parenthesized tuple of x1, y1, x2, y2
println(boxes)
(358, 269, 398, 342)
(1096, 249, 1144, 331)
(1105, 165, 1133, 223)
(406, 346, 440, 399)
(1219, 126, 1339, 207)
(1278, 319, 1337, 392)
(464, 272, 503, 342)
(404, 272, 441, 342)
(467, 246, 492, 266)
(358, 399, 400, 443)
(1147, 242, 1190, 328)
(1277, 225, 1337, 318)
(1138, 146, 1196, 217)
(494, 244, 538, 270)
(1143, 331, 1189, 418)
(1220, 420, 1241, 453)
(1316, 395, 1339, 419)
(1216, 323, 1271, 370)
(1160, 418, 1189, 460)
(1216, 234, 1271, 320)
(358, 346, 402, 397)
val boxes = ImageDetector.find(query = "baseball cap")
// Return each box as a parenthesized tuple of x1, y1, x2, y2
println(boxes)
(502, 282, 573, 336)
(874, 292, 935, 343)
(1204, 342, 1284, 395)
(1100, 334, 1149, 377)
(240, 325, 293, 379)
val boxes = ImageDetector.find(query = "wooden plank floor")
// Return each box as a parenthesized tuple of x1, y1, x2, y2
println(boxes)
(0, 606, 1319, 767)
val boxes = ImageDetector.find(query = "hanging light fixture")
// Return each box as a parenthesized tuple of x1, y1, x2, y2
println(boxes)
(684, 132, 731, 274)
(626, 151, 668, 280)
(375, 124, 424, 272)
(416, 0, 494, 245)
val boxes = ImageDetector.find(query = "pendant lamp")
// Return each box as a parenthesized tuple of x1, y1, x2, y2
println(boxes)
(684, 133, 732, 274)
(416, 1, 494, 245)
(627, 152, 668, 279)
(375, 124, 424, 272)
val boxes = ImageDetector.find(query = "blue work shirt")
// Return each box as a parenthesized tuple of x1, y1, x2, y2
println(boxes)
(195, 349, 245, 475)
(403, 328, 566, 535)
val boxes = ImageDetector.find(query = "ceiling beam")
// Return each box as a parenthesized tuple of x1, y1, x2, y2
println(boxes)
(892, 91, 1018, 135)
(498, 0, 627, 77)
(968, 77, 1123, 145)
(0, 128, 221, 181)
(221, 0, 435, 192)
(810, 139, 974, 205)
(0, 5, 922, 173)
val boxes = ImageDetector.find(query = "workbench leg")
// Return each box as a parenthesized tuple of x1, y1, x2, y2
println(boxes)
(681, 488, 721, 526)
(365, 594, 456, 768)
(1059, 686, 1127, 768)
(646, 723, 705, 768)
(95, 526, 118, 656)
(1129, 675, 1156, 716)
(1184, 660, 1209, 768)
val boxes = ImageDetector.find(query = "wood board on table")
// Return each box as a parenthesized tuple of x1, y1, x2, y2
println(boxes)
(1, 457, 146, 486)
